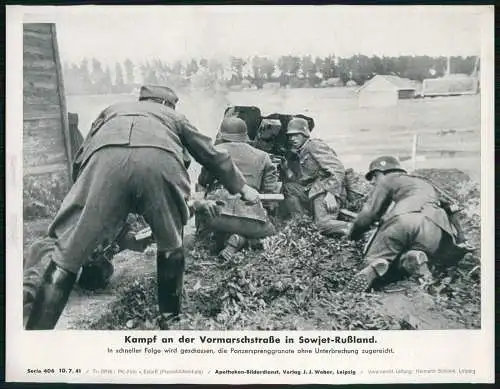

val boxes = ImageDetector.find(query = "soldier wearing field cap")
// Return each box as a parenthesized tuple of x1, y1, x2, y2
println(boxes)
(282, 117, 351, 237)
(24, 84, 260, 330)
(346, 155, 468, 293)
(197, 117, 280, 260)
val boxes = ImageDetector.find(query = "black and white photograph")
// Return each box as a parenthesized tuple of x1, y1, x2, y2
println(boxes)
(19, 5, 488, 333)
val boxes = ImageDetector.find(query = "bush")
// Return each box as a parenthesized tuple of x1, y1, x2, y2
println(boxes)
(23, 174, 70, 221)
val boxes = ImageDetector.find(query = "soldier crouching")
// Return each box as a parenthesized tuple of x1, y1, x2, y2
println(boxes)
(346, 156, 471, 293)
(196, 117, 280, 260)
(23, 85, 260, 330)
(282, 118, 351, 237)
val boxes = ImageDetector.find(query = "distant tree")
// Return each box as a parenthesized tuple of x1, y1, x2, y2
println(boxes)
(321, 55, 336, 79)
(370, 55, 385, 75)
(230, 57, 244, 84)
(123, 58, 135, 87)
(115, 62, 125, 92)
(185, 59, 199, 77)
(141, 61, 159, 85)
(90, 58, 103, 89)
(101, 66, 113, 94)
(199, 58, 209, 69)
(301, 55, 316, 79)
(452, 56, 477, 75)
(277, 55, 301, 77)
(171, 60, 183, 76)
(250, 56, 267, 88)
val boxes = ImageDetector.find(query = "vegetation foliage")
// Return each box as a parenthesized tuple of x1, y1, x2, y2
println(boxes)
(83, 169, 481, 331)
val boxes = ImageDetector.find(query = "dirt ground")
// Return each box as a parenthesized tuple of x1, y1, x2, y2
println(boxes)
(23, 168, 481, 331)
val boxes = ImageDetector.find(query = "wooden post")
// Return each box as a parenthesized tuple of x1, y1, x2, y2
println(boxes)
(411, 133, 418, 172)
(50, 24, 73, 173)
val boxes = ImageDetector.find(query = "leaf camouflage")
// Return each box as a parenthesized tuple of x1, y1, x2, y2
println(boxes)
(85, 169, 480, 331)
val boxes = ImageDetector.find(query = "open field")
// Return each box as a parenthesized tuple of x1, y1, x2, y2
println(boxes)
(67, 87, 481, 182)
(23, 88, 482, 330)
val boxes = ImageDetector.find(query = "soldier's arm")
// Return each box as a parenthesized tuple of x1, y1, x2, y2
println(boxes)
(310, 140, 345, 195)
(177, 116, 246, 195)
(349, 179, 393, 241)
(197, 166, 215, 189)
(261, 154, 280, 194)
(71, 107, 111, 182)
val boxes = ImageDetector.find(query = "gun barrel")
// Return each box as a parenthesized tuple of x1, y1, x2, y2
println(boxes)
(259, 193, 284, 202)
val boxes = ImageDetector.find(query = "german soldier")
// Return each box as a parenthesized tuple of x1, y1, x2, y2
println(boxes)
(197, 117, 280, 260)
(282, 117, 351, 236)
(346, 156, 470, 293)
(24, 85, 260, 330)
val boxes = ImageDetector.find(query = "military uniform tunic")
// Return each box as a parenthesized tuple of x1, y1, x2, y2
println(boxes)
(40, 100, 246, 275)
(196, 141, 280, 243)
(350, 172, 459, 267)
(283, 138, 349, 235)
(198, 141, 279, 194)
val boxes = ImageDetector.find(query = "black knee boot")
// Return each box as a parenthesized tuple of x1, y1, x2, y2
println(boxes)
(25, 261, 77, 330)
(157, 248, 185, 321)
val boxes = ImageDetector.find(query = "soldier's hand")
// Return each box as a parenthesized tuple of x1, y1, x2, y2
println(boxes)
(240, 184, 261, 204)
(193, 200, 220, 219)
(324, 192, 338, 213)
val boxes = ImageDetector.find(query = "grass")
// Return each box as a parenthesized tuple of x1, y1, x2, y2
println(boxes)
(82, 168, 481, 331)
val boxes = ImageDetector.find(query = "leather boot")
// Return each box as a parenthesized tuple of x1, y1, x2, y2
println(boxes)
(400, 250, 432, 280)
(346, 258, 390, 293)
(219, 234, 246, 261)
(25, 261, 77, 330)
(157, 249, 185, 329)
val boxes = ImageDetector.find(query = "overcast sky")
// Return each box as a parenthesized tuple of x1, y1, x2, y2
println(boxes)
(21, 5, 487, 65)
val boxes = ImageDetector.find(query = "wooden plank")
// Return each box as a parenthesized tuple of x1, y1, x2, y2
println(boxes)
(23, 112, 62, 121)
(23, 148, 68, 169)
(23, 137, 68, 168)
(23, 23, 52, 34)
(23, 68, 59, 79)
(23, 51, 55, 63)
(24, 163, 68, 176)
(50, 24, 73, 168)
(24, 91, 61, 106)
(23, 120, 63, 138)
(23, 101, 61, 114)
(23, 44, 53, 58)
(24, 78, 58, 91)
(23, 29, 54, 40)
(23, 34, 54, 52)
(23, 59, 56, 71)
(23, 117, 62, 131)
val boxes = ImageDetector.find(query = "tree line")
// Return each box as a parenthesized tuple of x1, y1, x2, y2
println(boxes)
(63, 55, 479, 95)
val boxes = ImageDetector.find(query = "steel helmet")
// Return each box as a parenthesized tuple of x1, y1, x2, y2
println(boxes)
(365, 156, 406, 180)
(217, 117, 250, 143)
(286, 117, 311, 138)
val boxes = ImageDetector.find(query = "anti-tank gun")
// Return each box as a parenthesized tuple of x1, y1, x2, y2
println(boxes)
(222, 106, 371, 211)
(222, 106, 315, 184)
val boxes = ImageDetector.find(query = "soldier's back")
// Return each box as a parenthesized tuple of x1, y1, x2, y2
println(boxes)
(216, 142, 270, 189)
(75, 100, 186, 171)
